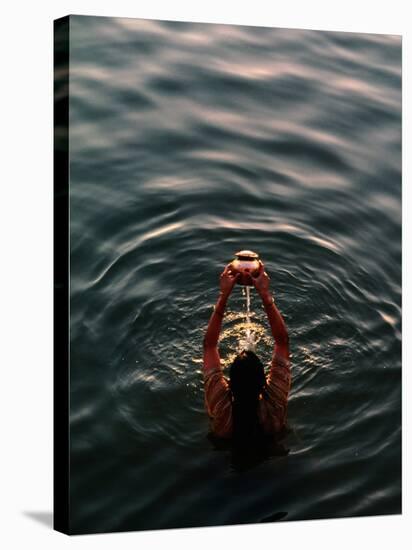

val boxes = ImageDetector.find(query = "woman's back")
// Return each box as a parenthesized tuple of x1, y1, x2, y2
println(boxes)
(204, 361, 291, 439)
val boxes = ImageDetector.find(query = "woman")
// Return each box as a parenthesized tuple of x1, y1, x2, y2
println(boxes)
(203, 262, 291, 443)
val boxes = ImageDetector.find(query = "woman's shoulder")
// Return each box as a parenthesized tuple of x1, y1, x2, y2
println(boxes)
(259, 396, 284, 433)
(203, 368, 233, 438)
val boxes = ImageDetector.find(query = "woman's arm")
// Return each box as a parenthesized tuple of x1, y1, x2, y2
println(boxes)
(262, 294, 290, 369)
(253, 267, 291, 427)
(203, 265, 239, 374)
(252, 265, 290, 369)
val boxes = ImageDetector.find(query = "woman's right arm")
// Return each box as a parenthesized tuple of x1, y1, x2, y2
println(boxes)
(262, 294, 290, 369)
(252, 266, 290, 370)
(252, 266, 291, 427)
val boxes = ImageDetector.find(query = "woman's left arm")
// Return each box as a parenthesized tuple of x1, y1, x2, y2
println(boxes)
(203, 265, 239, 374)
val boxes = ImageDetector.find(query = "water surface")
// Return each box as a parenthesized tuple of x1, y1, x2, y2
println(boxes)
(68, 16, 401, 534)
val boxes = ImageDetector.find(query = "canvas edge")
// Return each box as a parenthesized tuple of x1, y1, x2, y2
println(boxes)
(53, 14, 70, 536)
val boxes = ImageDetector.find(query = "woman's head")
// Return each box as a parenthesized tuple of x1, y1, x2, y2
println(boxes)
(229, 350, 266, 402)
(229, 350, 266, 444)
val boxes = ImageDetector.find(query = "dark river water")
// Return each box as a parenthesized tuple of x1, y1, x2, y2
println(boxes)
(67, 15, 401, 534)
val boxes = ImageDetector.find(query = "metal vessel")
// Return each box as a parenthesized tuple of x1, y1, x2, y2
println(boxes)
(230, 250, 261, 286)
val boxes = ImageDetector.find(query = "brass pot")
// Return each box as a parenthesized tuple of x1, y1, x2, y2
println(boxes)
(230, 250, 261, 286)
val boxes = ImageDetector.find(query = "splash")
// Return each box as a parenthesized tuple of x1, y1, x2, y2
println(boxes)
(207, 287, 273, 369)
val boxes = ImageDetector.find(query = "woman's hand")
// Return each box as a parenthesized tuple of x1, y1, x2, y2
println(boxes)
(219, 264, 240, 297)
(252, 262, 271, 300)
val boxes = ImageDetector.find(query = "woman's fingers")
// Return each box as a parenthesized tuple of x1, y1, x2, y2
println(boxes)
(221, 265, 229, 277)
(253, 268, 265, 279)
(221, 264, 237, 281)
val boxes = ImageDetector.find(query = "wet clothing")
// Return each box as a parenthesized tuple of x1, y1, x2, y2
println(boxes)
(204, 358, 291, 438)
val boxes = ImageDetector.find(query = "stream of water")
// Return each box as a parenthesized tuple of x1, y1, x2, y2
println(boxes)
(237, 285, 257, 352)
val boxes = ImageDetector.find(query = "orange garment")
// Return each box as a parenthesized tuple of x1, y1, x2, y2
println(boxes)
(204, 361, 291, 438)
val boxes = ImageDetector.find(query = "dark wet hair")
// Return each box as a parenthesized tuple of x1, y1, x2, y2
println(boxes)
(229, 350, 267, 444)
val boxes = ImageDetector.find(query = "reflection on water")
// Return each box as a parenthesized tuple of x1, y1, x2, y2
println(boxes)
(208, 430, 291, 473)
(67, 15, 401, 534)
